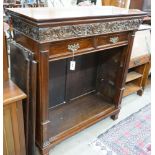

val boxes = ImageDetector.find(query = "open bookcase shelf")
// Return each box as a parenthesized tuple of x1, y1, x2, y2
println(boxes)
(123, 82, 142, 97)
(123, 55, 150, 97)
(48, 92, 115, 138)
(126, 71, 142, 83)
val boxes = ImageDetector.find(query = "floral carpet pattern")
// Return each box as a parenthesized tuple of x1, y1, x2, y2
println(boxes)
(90, 104, 151, 155)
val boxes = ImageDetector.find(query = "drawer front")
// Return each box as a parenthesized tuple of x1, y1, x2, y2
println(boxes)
(97, 33, 128, 48)
(49, 37, 94, 57)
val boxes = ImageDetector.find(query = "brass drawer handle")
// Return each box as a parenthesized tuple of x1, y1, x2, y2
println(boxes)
(110, 37, 119, 44)
(68, 43, 80, 52)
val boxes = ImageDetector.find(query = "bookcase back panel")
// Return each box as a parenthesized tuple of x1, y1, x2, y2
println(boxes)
(66, 53, 98, 101)
(49, 47, 123, 108)
(49, 59, 67, 108)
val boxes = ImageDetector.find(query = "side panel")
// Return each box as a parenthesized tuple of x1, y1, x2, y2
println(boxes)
(10, 42, 37, 155)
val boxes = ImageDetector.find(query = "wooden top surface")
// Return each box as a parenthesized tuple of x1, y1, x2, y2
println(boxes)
(7, 6, 146, 22)
(3, 80, 26, 106)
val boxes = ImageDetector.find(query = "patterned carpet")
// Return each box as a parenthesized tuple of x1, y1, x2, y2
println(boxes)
(90, 104, 151, 155)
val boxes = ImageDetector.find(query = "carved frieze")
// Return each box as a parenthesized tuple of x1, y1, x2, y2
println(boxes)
(12, 16, 142, 43)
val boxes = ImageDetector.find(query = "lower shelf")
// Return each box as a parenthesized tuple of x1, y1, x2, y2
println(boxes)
(48, 93, 115, 139)
(123, 83, 142, 97)
(126, 71, 142, 83)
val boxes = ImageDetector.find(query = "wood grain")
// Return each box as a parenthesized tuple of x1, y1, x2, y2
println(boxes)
(124, 54, 150, 97)
(6, 6, 146, 22)
(7, 7, 146, 155)
(126, 71, 142, 82)
(123, 82, 142, 97)
(3, 81, 26, 155)
(129, 54, 150, 69)
(49, 93, 114, 138)
(3, 80, 26, 105)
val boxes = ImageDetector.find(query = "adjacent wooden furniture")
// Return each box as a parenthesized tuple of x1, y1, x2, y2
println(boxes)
(3, 29, 27, 155)
(7, 7, 146, 155)
(124, 25, 151, 97)
(123, 54, 151, 97)
(3, 28, 28, 155)
(130, 0, 144, 10)
(9, 40, 37, 155)
(130, 0, 151, 16)
(102, 0, 128, 8)
(3, 80, 27, 155)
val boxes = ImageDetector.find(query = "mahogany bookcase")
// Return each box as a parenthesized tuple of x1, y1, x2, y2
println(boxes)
(7, 6, 146, 155)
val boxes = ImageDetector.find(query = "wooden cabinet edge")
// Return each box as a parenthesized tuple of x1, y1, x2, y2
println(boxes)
(3, 80, 27, 106)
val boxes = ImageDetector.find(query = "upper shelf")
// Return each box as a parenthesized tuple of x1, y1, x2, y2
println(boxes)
(7, 6, 146, 22)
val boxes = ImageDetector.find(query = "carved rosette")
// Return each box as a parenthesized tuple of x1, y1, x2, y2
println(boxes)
(12, 16, 142, 43)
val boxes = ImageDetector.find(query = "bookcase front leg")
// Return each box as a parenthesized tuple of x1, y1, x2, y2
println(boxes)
(36, 50, 50, 151)
(111, 112, 120, 120)
(113, 32, 135, 117)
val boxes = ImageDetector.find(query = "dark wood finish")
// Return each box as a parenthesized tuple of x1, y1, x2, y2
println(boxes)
(111, 112, 119, 120)
(65, 53, 98, 101)
(7, 7, 146, 155)
(36, 50, 50, 148)
(3, 80, 26, 155)
(49, 93, 115, 138)
(50, 37, 94, 58)
(97, 32, 128, 47)
(10, 42, 37, 155)
(3, 32, 9, 81)
(49, 32, 128, 59)
(137, 89, 143, 96)
(10, 42, 30, 154)
(28, 60, 37, 155)
(49, 59, 66, 107)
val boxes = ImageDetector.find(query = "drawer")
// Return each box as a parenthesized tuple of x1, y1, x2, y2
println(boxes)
(129, 54, 150, 68)
(97, 33, 128, 48)
(49, 37, 94, 57)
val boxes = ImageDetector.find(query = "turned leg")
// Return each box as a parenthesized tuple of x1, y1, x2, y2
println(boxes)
(111, 112, 119, 120)
(137, 89, 143, 96)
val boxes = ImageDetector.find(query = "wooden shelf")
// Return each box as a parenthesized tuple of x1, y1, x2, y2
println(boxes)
(126, 71, 142, 83)
(123, 83, 142, 97)
(48, 93, 115, 139)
